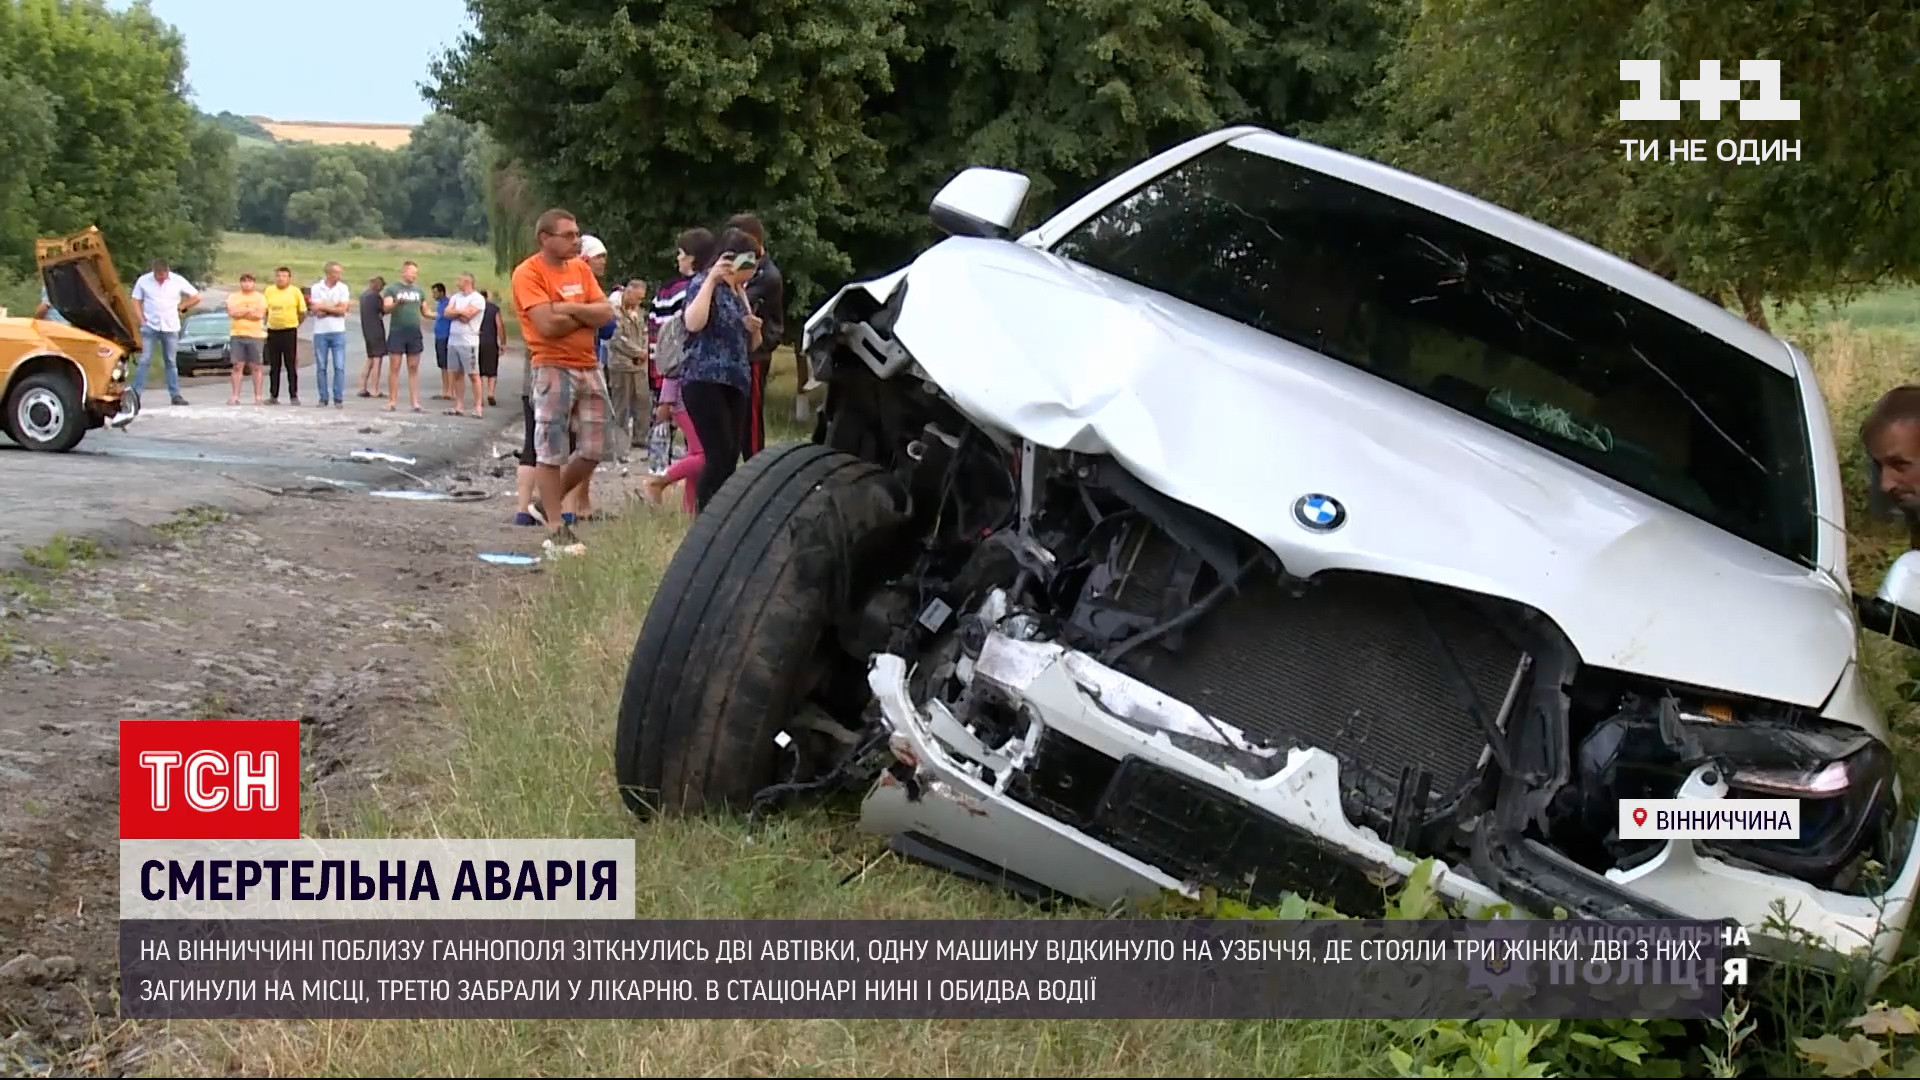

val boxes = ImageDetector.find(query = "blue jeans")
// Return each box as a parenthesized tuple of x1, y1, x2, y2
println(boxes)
(136, 328, 180, 399)
(313, 331, 347, 403)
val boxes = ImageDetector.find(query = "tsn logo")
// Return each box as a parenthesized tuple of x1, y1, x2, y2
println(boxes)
(120, 719, 301, 840)
(1620, 59, 1800, 121)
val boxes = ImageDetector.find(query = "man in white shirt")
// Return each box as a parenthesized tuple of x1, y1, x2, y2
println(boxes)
(308, 261, 353, 409)
(444, 271, 487, 417)
(128, 258, 200, 406)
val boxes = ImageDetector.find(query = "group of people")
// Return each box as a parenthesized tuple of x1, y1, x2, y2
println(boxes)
(508, 208, 788, 555)
(92, 256, 510, 417)
(354, 266, 508, 416)
(61, 211, 795, 557)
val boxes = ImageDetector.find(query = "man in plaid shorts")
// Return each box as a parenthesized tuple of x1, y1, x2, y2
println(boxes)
(511, 208, 617, 554)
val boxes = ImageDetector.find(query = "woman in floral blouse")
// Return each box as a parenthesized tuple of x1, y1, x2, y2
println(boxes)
(673, 227, 764, 511)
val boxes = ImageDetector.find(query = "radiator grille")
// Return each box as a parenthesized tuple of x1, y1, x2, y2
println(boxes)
(1117, 570, 1527, 802)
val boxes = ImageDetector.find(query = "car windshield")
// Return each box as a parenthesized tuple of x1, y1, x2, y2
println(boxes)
(1047, 141, 1817, 568)
(185, 314, 228, 335)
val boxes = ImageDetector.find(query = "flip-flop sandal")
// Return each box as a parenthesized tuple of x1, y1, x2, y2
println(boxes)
(383, 403, 397, 412)
(413, 405, 425, 413)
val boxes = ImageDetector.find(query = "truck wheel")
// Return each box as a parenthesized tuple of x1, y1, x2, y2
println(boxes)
(5, 369, 86, 452)
(615, 442, 910, 819)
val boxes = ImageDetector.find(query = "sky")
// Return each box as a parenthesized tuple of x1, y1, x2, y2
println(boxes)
(113, 0, 475, 125)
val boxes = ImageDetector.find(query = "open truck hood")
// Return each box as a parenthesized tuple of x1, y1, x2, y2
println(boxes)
(860, 236, 1855, 711)
(35, 226, 142, 354)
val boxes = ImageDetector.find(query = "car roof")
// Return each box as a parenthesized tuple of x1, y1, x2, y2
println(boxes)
(1028, 124, 1797, 377)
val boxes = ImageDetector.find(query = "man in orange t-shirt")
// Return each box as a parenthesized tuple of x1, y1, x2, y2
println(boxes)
(512, 207, 615, 550)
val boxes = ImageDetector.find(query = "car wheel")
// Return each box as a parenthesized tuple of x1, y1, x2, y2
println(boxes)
(614, 442, 910, 820)
(5, 370, 86, 452)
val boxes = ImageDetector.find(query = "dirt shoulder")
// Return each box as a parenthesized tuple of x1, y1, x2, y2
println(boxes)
(0, 439, 621, 1075)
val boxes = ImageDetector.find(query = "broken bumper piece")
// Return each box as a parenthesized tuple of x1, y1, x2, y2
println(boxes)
(858, 630, 1920, 973)
(859, 630, 1511, 918)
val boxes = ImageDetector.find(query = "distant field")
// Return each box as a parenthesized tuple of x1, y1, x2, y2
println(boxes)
(208, 232, 519, 337)
(213, 233, 500, 291)
(253, 117, 413, 150)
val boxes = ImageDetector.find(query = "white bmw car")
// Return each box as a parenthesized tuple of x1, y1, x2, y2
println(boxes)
(616, 124, 1920, 980)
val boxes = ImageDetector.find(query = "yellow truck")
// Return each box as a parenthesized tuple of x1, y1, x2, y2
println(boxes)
(0, 227, 141, 451)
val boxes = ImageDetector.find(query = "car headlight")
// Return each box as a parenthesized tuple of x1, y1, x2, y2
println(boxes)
(1712, 738, 1901, 894)
(1568, 681, 1907, 897)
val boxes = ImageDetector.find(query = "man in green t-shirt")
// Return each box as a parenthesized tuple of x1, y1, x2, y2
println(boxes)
(380, 260, 432, 412)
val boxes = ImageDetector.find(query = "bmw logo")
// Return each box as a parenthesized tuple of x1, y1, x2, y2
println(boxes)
(1293, 494, 1346, 532)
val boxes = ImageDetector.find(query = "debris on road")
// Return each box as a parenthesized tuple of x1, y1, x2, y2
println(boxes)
(348, 449, 418, 466)
(368, 489, 490, 502)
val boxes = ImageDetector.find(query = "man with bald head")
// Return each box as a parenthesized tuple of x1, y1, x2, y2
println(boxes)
(1862, 385, 1920, 548)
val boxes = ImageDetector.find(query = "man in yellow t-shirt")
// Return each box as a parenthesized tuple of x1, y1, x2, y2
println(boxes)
(262, 265, 307, 405)
(225, 272, 268, 405)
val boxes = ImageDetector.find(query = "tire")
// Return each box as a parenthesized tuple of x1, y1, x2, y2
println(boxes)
(5, 369, 86, 452)
(614, 442, 910, 819)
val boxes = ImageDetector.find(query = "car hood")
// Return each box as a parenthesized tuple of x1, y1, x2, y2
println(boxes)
(35, 227, 142, 353)
(859, 236, 1855, 710)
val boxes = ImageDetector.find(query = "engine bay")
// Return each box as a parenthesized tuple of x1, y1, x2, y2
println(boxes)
(800, 360, 1909, 915)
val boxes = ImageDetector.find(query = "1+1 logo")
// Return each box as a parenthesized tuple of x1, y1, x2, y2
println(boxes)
(119, 719, 302, 840)
(1617, 59, 1801, 164)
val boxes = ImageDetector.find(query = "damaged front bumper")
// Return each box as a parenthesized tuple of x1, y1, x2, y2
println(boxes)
(858, 619, 1920, 976)
(860, 626, 1513, 918)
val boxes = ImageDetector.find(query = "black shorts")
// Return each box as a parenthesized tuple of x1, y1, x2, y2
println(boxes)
(519, 395, 537, 467)
(435, 336, 449, 369)
(362, 332, 386, 358)
(479, 342, 500, 378)
(386, 324, 424, 356)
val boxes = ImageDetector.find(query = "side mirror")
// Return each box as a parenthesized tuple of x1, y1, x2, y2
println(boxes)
(1882, 551, 1920, 611)
(929, 168, 1031, 240)
(1858, 551, 1920, 650)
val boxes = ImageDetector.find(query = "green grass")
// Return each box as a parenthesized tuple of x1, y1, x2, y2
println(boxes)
(212, 232, 508, 308)
(19, 532, 103, 571)
(152, 358, 1384, 1078)
(141, 287, 1920, 1078)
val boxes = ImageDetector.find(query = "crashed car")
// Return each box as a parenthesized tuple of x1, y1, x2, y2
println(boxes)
(615, 124, 1920, 977)
(0, 226, 141, 451)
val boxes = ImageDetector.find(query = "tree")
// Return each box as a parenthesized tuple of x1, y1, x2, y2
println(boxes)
(482, 141, 543, 274)
(425, 0, 1394, 339)
(427, 0, 921, 335)
(229, 112, 493, 245)
(282, 151, 379, 243)
(176, 119, 239, 274)
(1355, 0, 1920, 329)
(0, 0, 232, 281)
(398, 112, 488, 243)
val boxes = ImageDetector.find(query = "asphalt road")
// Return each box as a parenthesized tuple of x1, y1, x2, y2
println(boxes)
(0, 311, 534, 570)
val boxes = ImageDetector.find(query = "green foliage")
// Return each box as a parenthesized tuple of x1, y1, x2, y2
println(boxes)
(231, 113, 492, 245)
(0, 0, 233, 281)
(203, 109, 273, 141)
(1206, 863, 1706, 1079)
(424, 0, 1392, 345)
(1355, 0, 1920, 320)
(482, 143, 544, 275)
